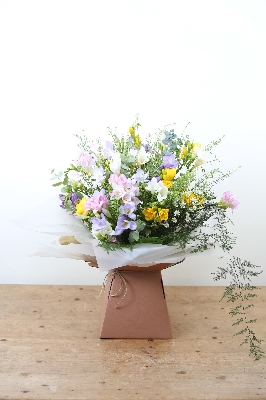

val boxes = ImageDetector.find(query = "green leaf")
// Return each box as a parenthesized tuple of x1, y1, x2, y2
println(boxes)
(129, 231, 139, 243)
(52, 182, 63, 187)
(135, 220, 146, 232)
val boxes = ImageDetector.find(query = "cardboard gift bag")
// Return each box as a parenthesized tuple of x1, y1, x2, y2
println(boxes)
(99, 263, 178, 339)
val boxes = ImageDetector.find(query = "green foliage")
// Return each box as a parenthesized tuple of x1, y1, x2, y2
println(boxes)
(213, 257, 264, 361)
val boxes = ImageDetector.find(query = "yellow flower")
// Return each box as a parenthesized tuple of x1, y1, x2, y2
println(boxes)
(182, 192, 204, 206)
(134, 134, 141, 149)
(162, 180, 173, 188)
(129, 126, 135, 135)
(142, 207, 157, 221)
(180, 146, 188, 159)
(75, 198, 89, 216)
(157, 208, 169, 222)
(192, 142, 201, 152)
(162, 168, 176, 181)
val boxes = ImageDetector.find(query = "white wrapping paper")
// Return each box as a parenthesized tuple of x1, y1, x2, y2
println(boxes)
(13, 196, 219, 272)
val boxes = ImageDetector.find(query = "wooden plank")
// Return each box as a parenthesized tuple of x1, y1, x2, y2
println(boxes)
(0, 285, 265, 399)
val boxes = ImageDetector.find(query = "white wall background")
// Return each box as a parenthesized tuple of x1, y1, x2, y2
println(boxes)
(0, 0, 265, 285)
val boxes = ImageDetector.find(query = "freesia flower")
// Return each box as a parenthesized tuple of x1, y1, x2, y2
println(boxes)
(161, 154, 178, 169)
(146, 177, 160, 194)
(91, 214, 114, 238)
(68, 170, 81, 182)
(158, 208, 169, 222)
(137, 146, 150, 165)
(142, 207, 157, 221)
(109, 174, 128, 187)
(59, 194, 66, 208)
(103, 141, 114, 158)
(157, 181, 168, 201)
(162, 168, 176, 181)
(219, 191, 239, 210)
(109, 152, 121, 175)
(71, 193, 79, 205)
(85, 189, 108, 214)
(91, 167, 105, 188)
(180, 147, 188, 159)
(77, 152, 93, 173)
(132, 168, 148, 183)
(191, 142, 202, 157)
(146, 178, 168, 201)
(119, 202, 136, 220)
(114, 216, 137, 235)
(75, 198, 89, 216)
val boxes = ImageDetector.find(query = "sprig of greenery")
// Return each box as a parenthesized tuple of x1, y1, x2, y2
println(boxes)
(212, 257, 265, 360)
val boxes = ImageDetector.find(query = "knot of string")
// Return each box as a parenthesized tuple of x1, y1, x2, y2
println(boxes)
(97, 269, 128, 308)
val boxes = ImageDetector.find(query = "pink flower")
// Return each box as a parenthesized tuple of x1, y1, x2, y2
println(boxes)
(85, 190, 108, 213)
(77, 152, 93, 173)
(109, 174, 128, 187)
(110, 183, 126, 199)
(220, 191, 239, 210)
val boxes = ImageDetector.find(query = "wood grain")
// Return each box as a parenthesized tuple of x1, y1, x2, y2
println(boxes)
(0, 285, 265, 400)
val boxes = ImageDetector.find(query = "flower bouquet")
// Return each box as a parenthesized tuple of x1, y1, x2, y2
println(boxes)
(50, 116, 263, 358)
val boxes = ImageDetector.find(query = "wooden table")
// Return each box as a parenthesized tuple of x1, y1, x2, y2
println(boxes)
(0, 285, 265, 400)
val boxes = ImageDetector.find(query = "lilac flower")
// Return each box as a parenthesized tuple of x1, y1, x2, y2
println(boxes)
(143, 143, 152, 152)
(91, 214, 114, 238)
(219, 191, 239, 211)
(115, 216, 137, 235)
(132, 168, 149, 183)
(77, 152, 93, 173)
(91, 214, 108, 231)
(68, 170, 81, 182)
(119, 202, 136, 220)
(59, 194, 65, 208)
(103, 141, 114, 158)
(71, 193, 79, 205)
(161, 154, 178, 169)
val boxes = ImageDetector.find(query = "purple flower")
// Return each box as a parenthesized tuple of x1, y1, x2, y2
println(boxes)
(161, 154, 178, 169)
(115, 216, 137, 235)
(143, 143, 152, 152)
(119, 202, 136, 220)
(91, 213, 114, 238)
(132, 168, 149, 183)
(71, 193, 79, 205)
(103, 141, 114, 158)
(91, 214, 108, 231)
(59, 194, 65, 208)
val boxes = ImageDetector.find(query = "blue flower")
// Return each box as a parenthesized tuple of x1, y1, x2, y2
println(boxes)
(161, 154, 178, 169)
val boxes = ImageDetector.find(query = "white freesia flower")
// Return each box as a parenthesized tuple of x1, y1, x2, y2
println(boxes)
(68, 170, 81, 182)
(109, 152, 121, 175)
(146, 178, 168, 201)
(137, 147, 150, 165)
(146, 177, 159, 193)
(91, 167, 105, 188)
(157, 181, 168, 201)
(92, 221, 114, 239)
